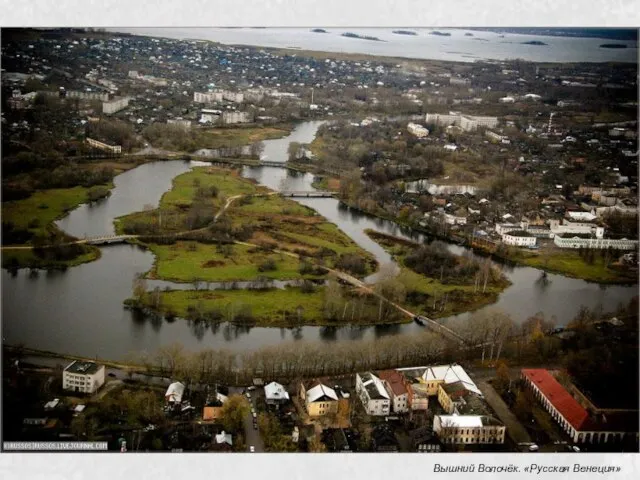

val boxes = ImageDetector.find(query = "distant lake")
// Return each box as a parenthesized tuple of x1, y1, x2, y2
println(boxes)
(107, 27, 638, 63)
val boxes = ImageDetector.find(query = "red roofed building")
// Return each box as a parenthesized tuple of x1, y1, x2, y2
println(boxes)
(521, 369, 639, 445)
(379, 370, 410, 413)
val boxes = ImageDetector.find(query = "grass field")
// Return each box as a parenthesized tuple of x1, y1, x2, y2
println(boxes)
(147, 241, 314, 282)
(196, 125, 292, 149)
(518, 249, 636, 283)
(2, 185, 111, 240)
(150, 287, 326, 326)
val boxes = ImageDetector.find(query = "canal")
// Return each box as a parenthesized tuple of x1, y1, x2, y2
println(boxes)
(2, 121, 637, 360)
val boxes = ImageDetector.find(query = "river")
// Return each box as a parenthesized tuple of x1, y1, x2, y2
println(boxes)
(2, 121, 637, 360)
(107, 28, 638, 64)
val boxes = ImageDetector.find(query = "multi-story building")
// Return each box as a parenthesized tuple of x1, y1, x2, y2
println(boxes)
(221, 111, 251, 125)
(433, 415, 506, 445)
(66, 90, 109, 102)
(379, 370, 410, 414)
(194, 91, 223, 104)
(553, 234, 638, 250)
(501, 231, 537, 247)
(549, 219, 604, 239)
(299, 381, 339, 417)
(425, 112, 498, 131)
(86, 137, 122, 154)
(223, 91, 244, 103)
(264, 381, 290, 406)
(485, 131, 508, 142)
(62, 361, 105, 394)
(102, 97, 130, 115)
(521, 369, 639, 445)
(355, 372, 391, 416)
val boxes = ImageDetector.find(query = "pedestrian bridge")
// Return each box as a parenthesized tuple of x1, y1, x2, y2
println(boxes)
(279, 191, 336, 198)
(81, 234, 136, 245)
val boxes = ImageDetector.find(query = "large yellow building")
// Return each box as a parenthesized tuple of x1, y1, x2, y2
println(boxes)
(299, 381, 339, 417)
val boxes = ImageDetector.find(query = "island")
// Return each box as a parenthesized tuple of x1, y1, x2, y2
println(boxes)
(310, 28, 327, 33)
(430, 31, 452, 37)
(600, 43, 628, 49)
(521, 40, 548, 46)
(341, 32, 383, 42)
(392, 30, 418, 36)
(465, 33, 474, 37)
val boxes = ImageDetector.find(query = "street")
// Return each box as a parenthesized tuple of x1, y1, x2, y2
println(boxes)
(229, 387, 265, 452)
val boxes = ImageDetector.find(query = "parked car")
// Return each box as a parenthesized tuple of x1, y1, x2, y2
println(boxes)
(529, 444, 539, 452)
(250, 446, 255, 453)
(247, 386, 256, 391)
(245, 392, 251, 399)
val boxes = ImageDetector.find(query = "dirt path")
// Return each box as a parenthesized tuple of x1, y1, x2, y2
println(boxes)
(477, 380, 532, 445)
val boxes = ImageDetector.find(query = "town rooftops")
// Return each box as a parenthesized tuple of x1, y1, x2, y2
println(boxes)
(521, 369, 588, 431)
(436, 415, 502, 428)
(64, 360, 102, 375)
(422, 364, 482, 397)
(359, 372, 390, 400)
(264, 381, 290, 401)
(378, 370, 408, 397)
(306, 383, 338, 403)
(203, 406, 223, 421)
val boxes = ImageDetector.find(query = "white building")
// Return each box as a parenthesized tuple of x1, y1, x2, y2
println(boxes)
(356, 372, 391, 416)
(86, 137, 122, 154)
(102, 97, 130, 115)
(165, 382, 185, 404)
(66, 90, 109, 102)
(495, 223, 520, 235)
(62, 361, 105, 394)
(433, 415, 506, 445)
(499, 96, 516, 103)
(554, 235, 638, 250)
(264, 381, 290, 406)
(549, 219, 604, 239)
(221, 111, 251, 124)
(567, 211, 597, 222)
(223, 91, 244, 103)
(379, 370, 410, 414)
(194, 91, 223, 104)
(407, 123, 429, 138)
(486, 131, 507, 142)
(501, 231, 537, 247)
(426, 112, 498, 132)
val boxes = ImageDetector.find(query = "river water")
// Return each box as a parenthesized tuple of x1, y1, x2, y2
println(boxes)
(2, 121, 637, 359)
(107, 28, 638, 64)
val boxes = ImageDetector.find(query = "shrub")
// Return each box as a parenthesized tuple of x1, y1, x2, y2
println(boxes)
(257, 258, 277, 272)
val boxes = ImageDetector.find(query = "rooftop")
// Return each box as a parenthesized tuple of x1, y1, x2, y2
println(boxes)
(64, 360, 102, 375)
(359, 372, 390, 401)
(378, 370, 408, 397)
(422, 364, 482, 397)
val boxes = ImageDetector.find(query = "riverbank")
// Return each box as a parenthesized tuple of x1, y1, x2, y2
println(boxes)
(366, 230, 511, 319)
(338, 197, 637, 285)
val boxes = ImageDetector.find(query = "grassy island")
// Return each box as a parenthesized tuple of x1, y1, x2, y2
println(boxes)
(366, 230, 511, 318)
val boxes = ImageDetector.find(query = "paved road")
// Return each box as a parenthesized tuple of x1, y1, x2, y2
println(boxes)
(229, 387, 265, 452)
(477, 380, 532, 446)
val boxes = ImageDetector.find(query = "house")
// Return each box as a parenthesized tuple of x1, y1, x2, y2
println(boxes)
(355, 372, 391, 416)
(165, 382, 185, 404)
(415, 364, 482, 397)
(62, 361, 105, 394)
(203, 407, 223, 422)
(215, 430, 233, 446)
(407, 122, 429, 138)
(434, 415, 506, 445)
(521, 369, 639, 445)
(299, 381, 339, 417)
(264, 381, 290, 406)
(371, 424, 399, 452)
(378, 370, 410, 413)
(102, 96, 130, 115)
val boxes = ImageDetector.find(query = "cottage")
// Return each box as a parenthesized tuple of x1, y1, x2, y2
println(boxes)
(378, 370, 410, 413)
(264, 381, 290, 406)
(299, 381, 339, 417)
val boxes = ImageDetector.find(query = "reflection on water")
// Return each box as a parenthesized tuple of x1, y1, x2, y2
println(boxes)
(3, 121, 638, 360)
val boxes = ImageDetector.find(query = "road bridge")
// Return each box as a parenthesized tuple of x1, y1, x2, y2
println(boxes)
(279, 191, 336, 198)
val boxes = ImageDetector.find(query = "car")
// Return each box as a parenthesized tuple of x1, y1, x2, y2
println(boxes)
(528, 444, 539, 452)
(249, 446, 255, 453)
(571, 446, 581, 453)
(245, 392, 251, 399)
(247, 386, 256, 391)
